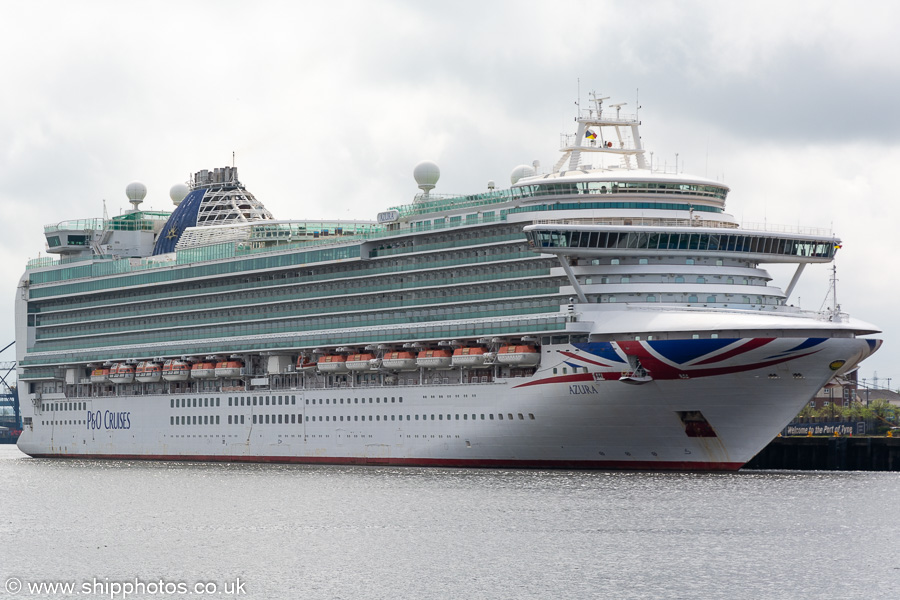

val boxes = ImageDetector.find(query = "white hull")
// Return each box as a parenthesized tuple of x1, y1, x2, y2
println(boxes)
(18, 338, 875, 469)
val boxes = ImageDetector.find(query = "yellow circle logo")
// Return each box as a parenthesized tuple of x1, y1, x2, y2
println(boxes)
(829, 360, 845, 371)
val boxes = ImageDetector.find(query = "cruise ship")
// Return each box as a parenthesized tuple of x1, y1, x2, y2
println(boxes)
(15, 94, 881, 470)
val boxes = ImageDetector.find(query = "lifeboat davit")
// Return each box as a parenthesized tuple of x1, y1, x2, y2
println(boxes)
(451, 347, 487, 367)
(496, 345, 541, 366)
(135, 361, 162, 383)
(296, 356, 318, 372)
(191, 361, 217, 379)
(215, 360, 243, 378)
(90, 368, 110, 384)
(346, 353, 377, 371)
(416, 349, 453, 369)
(382, 351, 417, 371)
(317, 355, 348, 373)
(161, 360, 191, 381)
(108, 363, 135, 384)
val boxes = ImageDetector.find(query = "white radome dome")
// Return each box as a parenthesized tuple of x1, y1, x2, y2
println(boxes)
(413, 160, 440, 192)
(125, 181, 147, 202)
(169, 183, 190, 206)
(510, 165, 536, 185)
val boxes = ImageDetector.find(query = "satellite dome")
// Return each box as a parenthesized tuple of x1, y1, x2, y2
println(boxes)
(169, 183, 190, 206)
(413, 160, 440, 193)
(125, 181, 147, 202)
(510, 165, 536, 185)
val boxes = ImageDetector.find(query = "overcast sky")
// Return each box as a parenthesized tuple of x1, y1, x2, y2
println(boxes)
(1, 0, 897, 386)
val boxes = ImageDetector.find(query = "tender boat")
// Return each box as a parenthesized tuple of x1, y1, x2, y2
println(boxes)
(317, 355, 348, 373)
(89, 368, 110, 384)
(451, 347, 487, 367)
(382, 351, 418, 371)
(416, 349, 453, 369)
(496, 345, 540, 366)
(214, 360, 243, 378)
(346, 353, 377, 371)
(191, 361, 217, 379)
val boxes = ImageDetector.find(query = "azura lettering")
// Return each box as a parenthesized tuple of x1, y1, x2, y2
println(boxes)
(86, 410, 132, 430)
(569, 384, 598, 395)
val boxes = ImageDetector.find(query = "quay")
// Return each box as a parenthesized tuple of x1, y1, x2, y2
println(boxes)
(744, 436, 900, 471)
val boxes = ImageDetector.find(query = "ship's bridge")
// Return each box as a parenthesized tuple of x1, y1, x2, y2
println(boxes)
(524, 222, 839, 264)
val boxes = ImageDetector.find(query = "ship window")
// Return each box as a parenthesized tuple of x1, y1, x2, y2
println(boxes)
(674, 276, 684, 283)
(415, 415, 419, 420)
(692, 334, 700, 339)
(707, 296, 716, 303)
(552, 368, 557, 375)
(278, 415, 283, 424)
(193, 416, 197, 425)
(265, 397, 270, 405)
(292, 396, 296, 405)
(688, 295, 698, 303)
(253, 415, 257, 424)
(490, 414, 494, 420)
(639, 258, 649, 265)
(439, 415, 443, 420)
(227, 398, 232, 406)
(611, 259, 620, 265)
(518, 414, 524, 420)
(306, 399, 309, 405)
(697, 277, 706, 284)
(431, 415, 435, 420)
(228, 415, 232, 424)
(215, 416, 219, 424)
(252, 397, 257, 406)
(170, 416, 174, 425)
(240, 415, 244, 424)
(686, 259, 694, 265)
(529, 414, 535, 420)
(464, 414, 468, 420)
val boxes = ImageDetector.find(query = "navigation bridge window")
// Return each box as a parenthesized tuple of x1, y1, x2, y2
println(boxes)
(528, 230, 835, 258)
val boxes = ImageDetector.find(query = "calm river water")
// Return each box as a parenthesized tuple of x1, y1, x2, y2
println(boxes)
(0, 445, 897, 599)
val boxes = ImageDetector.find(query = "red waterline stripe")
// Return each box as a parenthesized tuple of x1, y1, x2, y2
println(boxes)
(25, 453, 743, 471)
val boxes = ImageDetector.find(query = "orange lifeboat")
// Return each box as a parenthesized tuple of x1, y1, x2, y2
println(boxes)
(90, 367, 110, 384)
(317, 355, 348, 373)
(416, 349, 453, 369)
(191, 361, 217, 379)
(451, 347, 487, 367)
(496, 345, 541, 366)
(161, 359, 191, 382)
(108, 363, 135, 384)
(214, 360, 243, 378)
(382, 351, 417, 371)
(135, 361, 162, 383)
